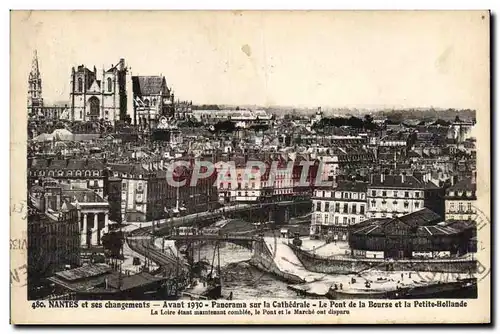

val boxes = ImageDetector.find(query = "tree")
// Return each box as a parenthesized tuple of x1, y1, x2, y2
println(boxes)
(101, 230, 124, 258)
(214, 120, 236, 133)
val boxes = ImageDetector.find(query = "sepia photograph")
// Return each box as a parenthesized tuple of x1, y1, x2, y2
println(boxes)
(10, 10, 491, 324)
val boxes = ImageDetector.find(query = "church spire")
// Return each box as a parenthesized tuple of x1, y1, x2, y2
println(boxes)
(27, 49, 43, 113)
(30, 50, 40, 79)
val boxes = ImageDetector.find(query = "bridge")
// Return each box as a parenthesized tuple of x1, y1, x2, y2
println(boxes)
(167, 234, 263, 251)
(127, 237, 189, 274)
(125, 199, 310, 270)
(127, 199, 311, 238)
(168, 234, 259, 242)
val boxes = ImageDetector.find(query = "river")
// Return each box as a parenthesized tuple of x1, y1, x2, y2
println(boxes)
(196, 242, 303, 299)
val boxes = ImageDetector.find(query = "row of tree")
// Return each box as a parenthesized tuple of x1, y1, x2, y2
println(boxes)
(313, 115, 377, 130)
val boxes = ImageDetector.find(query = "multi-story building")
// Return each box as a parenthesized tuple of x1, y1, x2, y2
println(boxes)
(216, 155, 318, 204)
(367, 173, 444, 219)
(146, 160, 218, 220)
(267, 157, 294, 201)
(318, 146, 375, 182)
(28, 158, 106, 198)
(30, 181, 110, 249)
(445, 174, 477, 221)
(378, 132, 411, 147)
(28, 186, 81, 287)
(215, 158, 262, 204)
(107, 163, 149, 222)
(310, 181, 368, 240)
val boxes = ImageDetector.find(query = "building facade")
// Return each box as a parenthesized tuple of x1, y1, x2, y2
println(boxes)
(310, 181, 368, 240)
(69, 59, 130, 124)
(445, 175, 477, 221)
(28, 158, 106, 198)
(28, 186, 81, 283)
(367, 174, 444, 219)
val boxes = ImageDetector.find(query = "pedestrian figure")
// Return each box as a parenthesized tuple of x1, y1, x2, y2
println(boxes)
(340, 283, 343, 290)
(401, 273, 404, 280)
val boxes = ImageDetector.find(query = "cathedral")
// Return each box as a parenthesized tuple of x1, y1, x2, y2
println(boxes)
(69, 58, 131, 125)
(28, 53, 176, 128)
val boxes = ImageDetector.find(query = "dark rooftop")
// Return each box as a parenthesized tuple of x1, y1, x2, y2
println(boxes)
(350, 208, 471, 237)
(132, 76, 169, 96)
(448, 177, 476, 192)
(370, 174, 424, 189)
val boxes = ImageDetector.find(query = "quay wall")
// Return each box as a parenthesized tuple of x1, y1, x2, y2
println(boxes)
(289, 244, 477, 274)
(249, 241, 305, 284)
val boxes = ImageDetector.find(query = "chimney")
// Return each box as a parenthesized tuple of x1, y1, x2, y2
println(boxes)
(401, 174, 405, 184)
(471, 171, 477, 185)
(380, 174, 384, 183)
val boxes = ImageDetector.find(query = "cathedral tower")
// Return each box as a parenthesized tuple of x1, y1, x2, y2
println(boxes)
(27, 50, 44, 116)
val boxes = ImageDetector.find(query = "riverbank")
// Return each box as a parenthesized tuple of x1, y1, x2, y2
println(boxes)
(251, 237, 476, 299)
(289, 242, 477, 274)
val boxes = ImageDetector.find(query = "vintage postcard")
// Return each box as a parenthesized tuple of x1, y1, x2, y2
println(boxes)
(10, 10, 490, 324)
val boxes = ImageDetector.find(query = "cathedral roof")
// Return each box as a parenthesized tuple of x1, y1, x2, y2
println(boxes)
(132, 76, 169, 96)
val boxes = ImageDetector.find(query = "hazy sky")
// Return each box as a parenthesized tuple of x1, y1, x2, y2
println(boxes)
(12, 11, 489, 109)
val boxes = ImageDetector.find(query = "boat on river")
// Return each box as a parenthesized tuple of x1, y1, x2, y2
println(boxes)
(327, 277, 477, 299)
(183, 239, 223, 300)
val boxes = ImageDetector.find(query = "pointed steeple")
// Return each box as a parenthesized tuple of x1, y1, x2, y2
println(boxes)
(30, 50, 40, 78)
(27, 49, 43, 112)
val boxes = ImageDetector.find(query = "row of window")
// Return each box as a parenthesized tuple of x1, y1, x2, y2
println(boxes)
(31, 170, 101, 177)
(313, 214, 358, 226)
(370, 200, 420, 209)
(369, 212, 406, 218)
(315, 191, 366, 200)
(447, 191, 475, 198)
(219, 182, 257, 189)
(315, 201, 365, 215)
(448, 202, 473, 212)
(370, 190, 421, 198)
